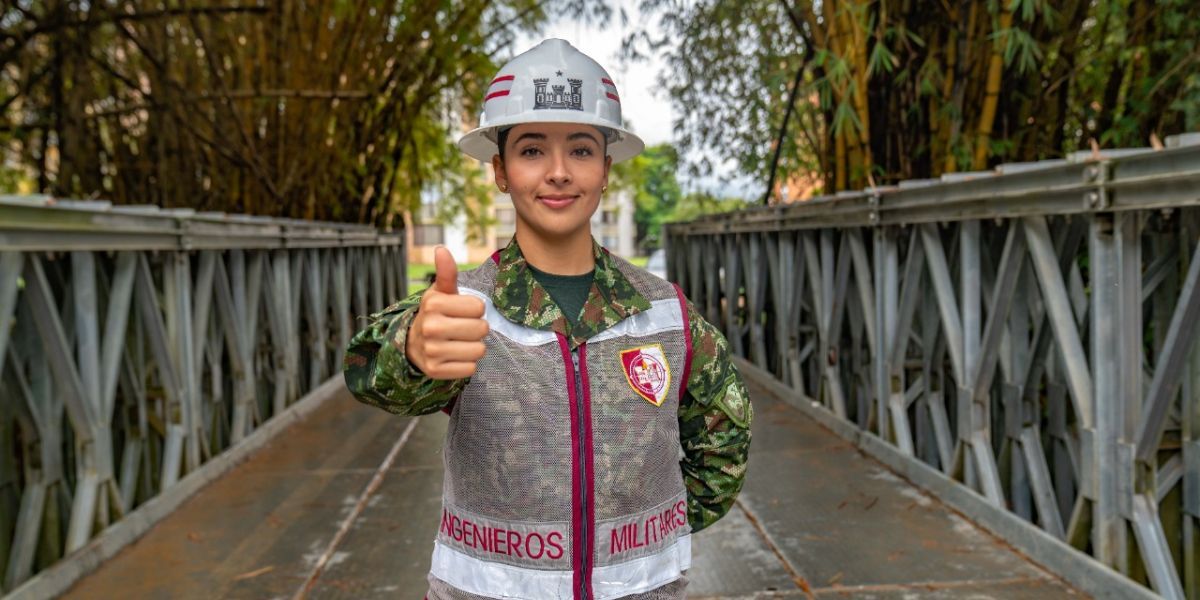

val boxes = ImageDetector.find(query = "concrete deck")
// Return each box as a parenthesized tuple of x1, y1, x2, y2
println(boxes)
(62, 377, 1084, 599)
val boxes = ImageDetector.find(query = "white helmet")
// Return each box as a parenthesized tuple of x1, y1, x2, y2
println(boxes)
(458, 38, 645, 164)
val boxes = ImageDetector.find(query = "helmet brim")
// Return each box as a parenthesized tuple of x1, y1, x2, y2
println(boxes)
(458, 113, 645, 164)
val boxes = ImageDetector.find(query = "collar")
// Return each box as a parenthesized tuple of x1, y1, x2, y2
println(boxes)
(490, 236, 652, 349)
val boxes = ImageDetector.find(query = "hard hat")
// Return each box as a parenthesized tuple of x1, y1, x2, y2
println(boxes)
(458, 38, 645, 164)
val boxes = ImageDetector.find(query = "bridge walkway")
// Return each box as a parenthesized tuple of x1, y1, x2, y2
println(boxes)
(62, 376, 1082, 599)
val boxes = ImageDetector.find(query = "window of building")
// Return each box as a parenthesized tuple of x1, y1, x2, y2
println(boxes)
(413, 224, 444, 246)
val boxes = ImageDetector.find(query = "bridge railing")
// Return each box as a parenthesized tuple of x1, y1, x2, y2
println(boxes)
(0, 197, 405, 592)
(666, 135, 1200, 600)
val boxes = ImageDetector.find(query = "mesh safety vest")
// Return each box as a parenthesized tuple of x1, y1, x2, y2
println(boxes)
(426, 255, 694, 600)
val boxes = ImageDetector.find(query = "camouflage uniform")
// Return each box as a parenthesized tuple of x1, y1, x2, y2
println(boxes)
(344, 238, 751, 597)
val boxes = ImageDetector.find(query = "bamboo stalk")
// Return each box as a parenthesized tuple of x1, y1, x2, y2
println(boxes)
(973, 7, 1012, 170)
(836, 126, 847, 191)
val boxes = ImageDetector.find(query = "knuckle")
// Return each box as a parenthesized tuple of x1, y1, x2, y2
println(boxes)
(467, 298, 485, 317)
(422, 317, 445, 339)
(425, 294, 445, 313)
(474, 325, 489, 341)
(420, 288, 438, 307)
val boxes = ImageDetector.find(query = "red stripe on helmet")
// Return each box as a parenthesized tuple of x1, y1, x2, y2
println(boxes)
(601, 78, 615, 86)
(605, 92, 620, 102)
(485, 90, 510, 102)
(490, 74, 515, 86)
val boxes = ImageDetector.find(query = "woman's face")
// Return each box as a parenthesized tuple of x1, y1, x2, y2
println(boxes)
(492, 122, 611, 243)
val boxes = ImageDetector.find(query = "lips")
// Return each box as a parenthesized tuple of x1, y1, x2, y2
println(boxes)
(537, 195, 579, 209)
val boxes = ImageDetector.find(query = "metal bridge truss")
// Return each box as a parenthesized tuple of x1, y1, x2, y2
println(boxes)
(666, 139, 1200, 599)
(0, 198, 405, 592)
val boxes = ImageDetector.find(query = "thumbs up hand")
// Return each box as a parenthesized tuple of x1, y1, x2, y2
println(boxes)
(406, 246, 489, 380)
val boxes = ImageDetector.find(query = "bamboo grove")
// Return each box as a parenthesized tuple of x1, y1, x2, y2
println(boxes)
(629, 0, 1200, 198)
(0, 0, 609, 225)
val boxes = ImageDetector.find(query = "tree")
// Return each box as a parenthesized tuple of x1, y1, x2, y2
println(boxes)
(627, 0, 1200, 195)
(612, 142, 682, 250)
(1, 0, 611, 226)
(669, 190, 749, 222)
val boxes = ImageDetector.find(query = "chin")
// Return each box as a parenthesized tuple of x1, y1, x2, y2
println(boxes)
(522, 218, 592, 242)
(516, 201, 598, 239)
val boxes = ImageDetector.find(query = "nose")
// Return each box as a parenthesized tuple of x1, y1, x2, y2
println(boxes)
(546, 150, 572, 186)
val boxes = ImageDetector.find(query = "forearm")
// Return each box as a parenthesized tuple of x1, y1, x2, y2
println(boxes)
(343, 299, 467, 416)
(680, 383, 752, 532)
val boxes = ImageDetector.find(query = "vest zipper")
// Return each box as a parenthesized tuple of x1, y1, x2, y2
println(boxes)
(570, 347, 590, 600)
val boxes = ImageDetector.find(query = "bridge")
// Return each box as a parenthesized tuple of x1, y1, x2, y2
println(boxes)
(0, 134, 1198, 599)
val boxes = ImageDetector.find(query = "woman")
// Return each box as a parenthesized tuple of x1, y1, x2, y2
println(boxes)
(343, 38, 751, 600)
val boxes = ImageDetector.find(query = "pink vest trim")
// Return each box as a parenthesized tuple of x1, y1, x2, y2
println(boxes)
(672, 284, 694, 402)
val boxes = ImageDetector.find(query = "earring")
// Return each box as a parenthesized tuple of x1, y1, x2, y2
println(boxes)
(500, 183, 508, 193)
(601, 185, 608, 194)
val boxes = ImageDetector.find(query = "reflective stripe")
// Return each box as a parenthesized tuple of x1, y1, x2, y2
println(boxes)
(593, 536, 690, 600)
(458, 293, 682, 347)
(430, 536, 691, 600)
(588, 299, 683, 344)
(461, 288, 558, 347)
(430, 541, 572, 599)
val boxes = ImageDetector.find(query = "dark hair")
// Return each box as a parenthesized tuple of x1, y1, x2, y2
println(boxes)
(496, 126, 512, 161)
(494, 125, 612, 162)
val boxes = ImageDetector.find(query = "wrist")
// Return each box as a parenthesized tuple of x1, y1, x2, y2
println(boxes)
(392, 309, 428, 378)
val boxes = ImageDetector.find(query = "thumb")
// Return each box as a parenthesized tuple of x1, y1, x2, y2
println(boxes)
(432, 246, 459, 294)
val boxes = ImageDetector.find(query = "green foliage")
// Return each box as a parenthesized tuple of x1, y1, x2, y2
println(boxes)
(0, 162, 30, 194)
(621, 0, 817, 186)
(610, 142, 748, 249)
(0, 0, 610, 226)
(628, 0, 1200, 193)
(612, 143, 682, 250)
(668, 192, 750, 223)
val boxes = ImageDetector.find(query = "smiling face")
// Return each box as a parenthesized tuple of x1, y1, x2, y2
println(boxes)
(492, 122, 612, 246)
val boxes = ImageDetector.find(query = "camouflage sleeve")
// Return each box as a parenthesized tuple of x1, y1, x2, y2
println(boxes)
(678, 299, 752, 533)
(342, 290, 468, 416)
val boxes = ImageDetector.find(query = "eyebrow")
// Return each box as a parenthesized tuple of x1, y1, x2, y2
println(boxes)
(511, 131, 600, 146)
(512, 132, 546, 145)
(568, 132, 601, 145)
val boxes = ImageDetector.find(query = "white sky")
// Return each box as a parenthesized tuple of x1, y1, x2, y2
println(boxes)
(507, 4, 758, 199)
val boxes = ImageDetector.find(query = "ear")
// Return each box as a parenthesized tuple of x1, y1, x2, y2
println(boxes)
(491, 154, 507, 191)
(602, 155, 612, 188)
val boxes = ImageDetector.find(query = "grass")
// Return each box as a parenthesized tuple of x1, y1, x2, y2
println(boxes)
(406, 263, 479, 294)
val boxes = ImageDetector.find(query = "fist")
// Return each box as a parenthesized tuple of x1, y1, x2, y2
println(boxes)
(405, 246, 489, 379)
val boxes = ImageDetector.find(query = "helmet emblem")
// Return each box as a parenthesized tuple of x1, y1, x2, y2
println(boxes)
(533, 75, 583, 111)
(620, 344, 672, 407)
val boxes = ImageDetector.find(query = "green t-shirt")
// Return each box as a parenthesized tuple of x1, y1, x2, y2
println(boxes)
(527, 263, 595, 326)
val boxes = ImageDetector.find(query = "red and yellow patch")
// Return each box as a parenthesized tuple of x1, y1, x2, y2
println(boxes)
(619, 344, 672, 407)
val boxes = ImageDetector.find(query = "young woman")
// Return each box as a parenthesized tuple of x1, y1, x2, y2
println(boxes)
(344, 38, 751, 600)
